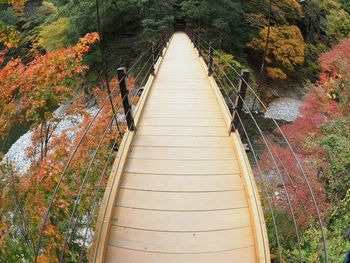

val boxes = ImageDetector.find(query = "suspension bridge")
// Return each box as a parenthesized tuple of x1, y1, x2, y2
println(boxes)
(91, 32, 269, 262)
(33, 28, 328, 263)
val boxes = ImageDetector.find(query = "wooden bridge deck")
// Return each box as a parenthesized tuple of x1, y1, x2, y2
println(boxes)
(92, 32, 269, 262)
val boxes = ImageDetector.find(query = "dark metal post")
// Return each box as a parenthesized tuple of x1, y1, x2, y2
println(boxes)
(231, 69, 250, 133)
(160, 34, 164, 57)
(197, 34, 201, 57)
(208, 44, 214, 76)
(117, 67, 135, 131)
(151, 44, 156, 76)
(191, 31, 195, 47)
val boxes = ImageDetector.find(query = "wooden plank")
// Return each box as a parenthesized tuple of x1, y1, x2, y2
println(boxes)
(149, 93, 215, 100)
(124, 159, 240, 175)
(105, 246, 256, 263)
(113, 207, 252, 231)
(120, 173, 244, 192)
(117, 189, 248, 211)
(128, 146, 234, 160)
(108, 226, 254, 253)
(149, 89, 214, 95)
(141, 110, 222, 119)
(135, 126, 228, 136)
(139, 117, 225, 127)
(132, 135, 232, 148)
(144, 103, 219, 111)
(152, 85, 212, 90)
(147, 98, 217, 105)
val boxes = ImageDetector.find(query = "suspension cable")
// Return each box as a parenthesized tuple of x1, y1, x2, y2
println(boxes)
(33, 29, 171, 261)
(58, 94, 127, 262)
(235, 71, 329, 262)
(92, 33, 171, 257)
(212, 67, 303, 261)
(199, 38, 328, 260)
(235, 110, 283, 262)
(78, 135, 120, 262)
(95, 0, 121, 134)
(251, 0, 272, 110)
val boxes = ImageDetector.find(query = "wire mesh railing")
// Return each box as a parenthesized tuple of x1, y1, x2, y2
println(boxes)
(185, 26, 328, 263)
(33, 29, 173, 263)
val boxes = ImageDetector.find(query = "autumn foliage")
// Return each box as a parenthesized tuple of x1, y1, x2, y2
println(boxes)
(247, 25, 305, 79)
(258, 35, 350, 261)
(0, 32, 99, 140)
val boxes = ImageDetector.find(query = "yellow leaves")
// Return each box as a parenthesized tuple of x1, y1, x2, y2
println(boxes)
(267, 67, 287, 79)
(247, 25, 305, 79)
(0, 21, 20, 49)
(0, 0, 27, 15)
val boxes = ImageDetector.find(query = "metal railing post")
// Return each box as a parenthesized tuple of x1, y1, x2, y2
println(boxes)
(160, 34, 164, 57)
(197, 34, 201, 57)
(231, 69, 250, 133)
(208, 44, 214, 76)
(151, 44, 156, 76)
(117, 67, 135, 131)
(191, 31, 195, 47)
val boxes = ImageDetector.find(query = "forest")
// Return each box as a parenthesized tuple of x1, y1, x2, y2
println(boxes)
(0, 0, 350, 262)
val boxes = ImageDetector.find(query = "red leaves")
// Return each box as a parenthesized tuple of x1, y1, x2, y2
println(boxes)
(319, 37, 350, 83)
(259, 37, 350, 225)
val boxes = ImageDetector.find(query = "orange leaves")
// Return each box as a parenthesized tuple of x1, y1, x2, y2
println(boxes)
(0, 32, 99, 139)
(78, 32, 100, 46)
(36, 255, 51, 263)
(74, 32, 100, 59)
(43, 224, 58, 237)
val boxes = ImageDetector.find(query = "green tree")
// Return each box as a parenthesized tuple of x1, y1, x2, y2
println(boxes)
(39, 17, 71, 50)
(319, 118, 350, 200)
(326, 9, 350, 43)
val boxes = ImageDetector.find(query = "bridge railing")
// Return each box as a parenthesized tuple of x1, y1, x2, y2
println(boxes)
(185, 27, 328, 263)
(32, 29, 173, 263)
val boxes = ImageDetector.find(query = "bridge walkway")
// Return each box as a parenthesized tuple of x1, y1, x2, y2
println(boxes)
(93, 32, 269, 263)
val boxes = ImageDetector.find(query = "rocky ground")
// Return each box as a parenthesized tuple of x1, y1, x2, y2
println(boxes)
(1, 106, 98, 173)
(264, 97, 303, 122)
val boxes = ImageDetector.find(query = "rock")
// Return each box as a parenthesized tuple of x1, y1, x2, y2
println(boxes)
(1, 106, 99, 174)
(264, 98, 303, 122)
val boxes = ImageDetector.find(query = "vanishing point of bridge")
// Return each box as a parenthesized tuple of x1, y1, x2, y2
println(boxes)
(91, 32, 269, 262)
